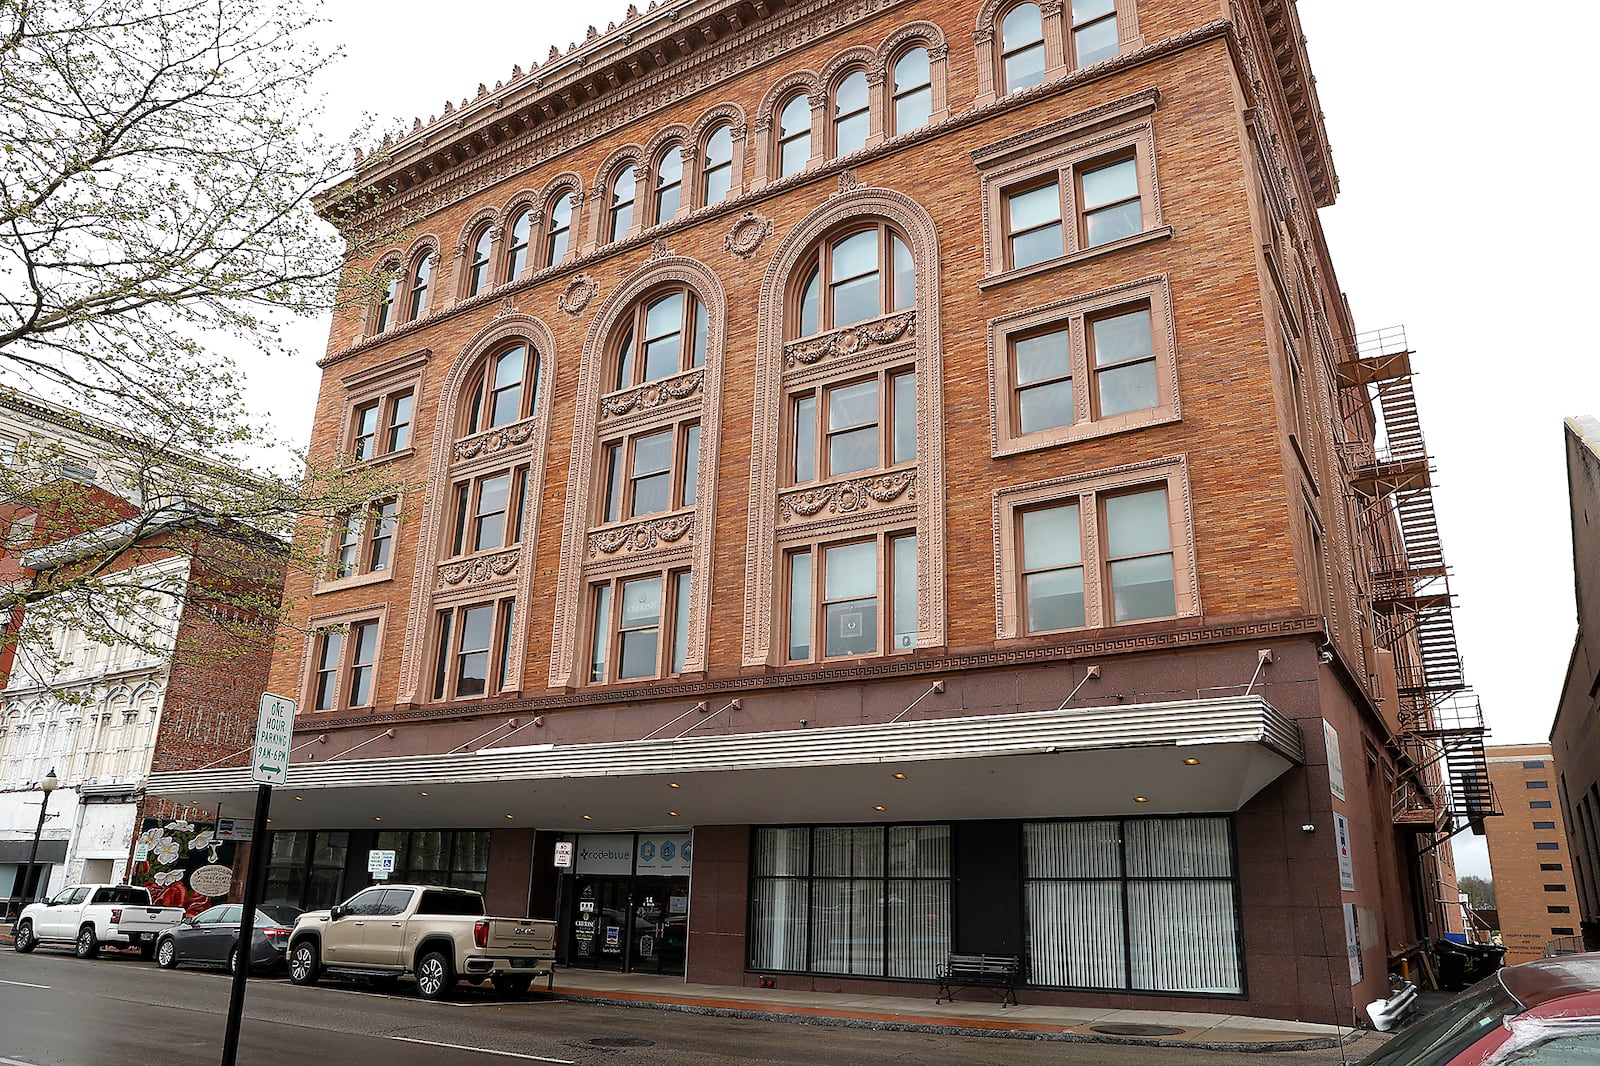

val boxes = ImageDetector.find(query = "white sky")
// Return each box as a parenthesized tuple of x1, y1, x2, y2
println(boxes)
(258, 1, 1600, 876)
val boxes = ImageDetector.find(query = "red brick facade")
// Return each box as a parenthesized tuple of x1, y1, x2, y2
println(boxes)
(1485, 744, 1577, 963)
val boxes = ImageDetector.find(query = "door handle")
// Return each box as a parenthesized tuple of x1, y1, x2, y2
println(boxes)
(390, 922, 402, 927)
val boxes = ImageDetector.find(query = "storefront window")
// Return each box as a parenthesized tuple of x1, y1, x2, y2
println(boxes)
(263, 830, 349, 912)
(374, 829, 490, 894)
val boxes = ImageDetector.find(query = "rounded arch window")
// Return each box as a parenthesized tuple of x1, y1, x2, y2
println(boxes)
(701, 124, 734, 206)
(406, 252, 433, 321)
(777, 94, 811, 177)
(504, 210, 531, 281)
(654, 145, 683, 225)
(794, 223, 914, 338)
(833, 70, 869, 155)
(611, 289, 708, 391)
(609, 165, 638, 242)
(892, 48, 932, 134)
(374, 265, 400, 333)
(466, 227, 493, 297)
(1001, 3, 1046, 93)
(545, 192, 576, 267)
(461, 342, 539, 436)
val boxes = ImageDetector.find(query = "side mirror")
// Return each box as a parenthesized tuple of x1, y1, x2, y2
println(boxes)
(329, 904, 345, 921)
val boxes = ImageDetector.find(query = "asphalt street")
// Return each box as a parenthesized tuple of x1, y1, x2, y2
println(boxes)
(0, 946, 1374, 1065)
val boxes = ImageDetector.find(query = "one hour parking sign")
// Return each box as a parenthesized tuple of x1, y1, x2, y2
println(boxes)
(253, 693, 295, 785)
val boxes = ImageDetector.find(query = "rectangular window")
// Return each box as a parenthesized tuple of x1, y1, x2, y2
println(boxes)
(788, 551, 813, 662)
(1071, 0, 1119, 65)
(1001, 152, 1147, 272)
(600, 423, 700, 522)
(431, 599, 515, 701)
(313, 630, 342, 711)
(1553, 926, 1576, 935)
(1024, 816, 1241, 994)
(1013, 327, 1074, 435)
(785, 532, 917, 663)
(1005, 182, 1063, 269)
(449, 470, 526, 556)
(1524, 760, 1547, 769)
(347, 621, 377, 708)
(1105, 487, 1176, 623)
(588, 570, 693, 684)
(1088, 305, 1155, 418)
(1550, 905, 1572, 913)
(1538, 842, 1561, 851)
(309, 617, 384, 713)
(790, 367, 915, 485)
(1529, 780, 1551, 789)
(1545, 884, 1568, 891)
(1021, 503, 1085, 633)
(1543, 863, 1564, 871)
(335, 513, 362, 578)
(1532, 800, 1553, 809)
(349, 389, 416, 462)
(332, 497, 401, 582)
(750, 824, 950, 979)
(1079, 156, 1140, 248)
(373, 830, 492, 896)
(352, 403, 379, 462)
(1535, 821, 1557, 830)
(368, 499, 398, 572)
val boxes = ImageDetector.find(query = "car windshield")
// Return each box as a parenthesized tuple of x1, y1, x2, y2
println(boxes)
(258, 906, 302, 927)
(1356, 977, 1523, 1066)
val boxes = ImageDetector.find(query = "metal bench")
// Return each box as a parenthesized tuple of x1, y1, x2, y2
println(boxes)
(936, 952, 1022, 1007)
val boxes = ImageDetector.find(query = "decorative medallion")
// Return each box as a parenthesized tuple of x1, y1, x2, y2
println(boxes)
(495, 296, 518, 317)
(837, 170, 861, 194)
(778, 471, 917, 524)
(724, 211, 775, 260)
(587, 513, 695, 558)
(647, 237, 672, 262)
(557, 273, 600, 316)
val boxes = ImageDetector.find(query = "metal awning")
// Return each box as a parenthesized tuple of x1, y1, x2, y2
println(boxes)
(0, 840, 68, 864)
(146, 696, 1303, 831)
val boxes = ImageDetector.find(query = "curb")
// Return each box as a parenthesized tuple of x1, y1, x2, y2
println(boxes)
(544, 990, 1373, 1053)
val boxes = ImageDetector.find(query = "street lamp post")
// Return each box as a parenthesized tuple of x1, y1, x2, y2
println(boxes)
(15, 769, 59, 915)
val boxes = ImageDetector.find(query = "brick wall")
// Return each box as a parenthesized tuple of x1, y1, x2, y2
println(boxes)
(1485, 744, 1575, 963)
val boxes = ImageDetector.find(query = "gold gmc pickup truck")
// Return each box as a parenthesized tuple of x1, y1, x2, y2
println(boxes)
(286, 884, 556, 999)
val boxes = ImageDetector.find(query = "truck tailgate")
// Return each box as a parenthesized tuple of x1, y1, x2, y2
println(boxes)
(114, 906, 185, 932)
(484, 918, 555, 955)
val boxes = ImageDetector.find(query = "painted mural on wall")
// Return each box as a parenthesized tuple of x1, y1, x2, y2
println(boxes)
(131, 818, 236, 916)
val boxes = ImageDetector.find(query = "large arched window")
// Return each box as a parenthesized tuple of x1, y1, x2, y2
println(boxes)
(611, 289, 708, 390)
(795, 223, 914, 338)
(654, 145, 683, 226)
(466, 227, 493, 297)
(832, 71, 869, 156)
(504, 210, 531, 281)
(1000, 3, 1046, 93)
(609, 166, 638, 242)
(777, 94, 811, 178)
(462, 344, 538, 436)
(373, 266, 399, 333)
(892, 48, 932, 135)
(701, 124, 734, 207)
(545, 192, 575, 267)
(406, 253, 432, 322)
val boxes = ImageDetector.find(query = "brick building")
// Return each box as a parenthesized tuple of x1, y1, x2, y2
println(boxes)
(149, 0, 1493, 1023)
(1483, 744, 1576, 963)
(1550, 416, 1600, 950)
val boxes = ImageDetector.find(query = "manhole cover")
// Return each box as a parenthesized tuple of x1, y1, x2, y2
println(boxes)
(1089, 1024, 1185, 1037)
(588, 1037, 657, 1048)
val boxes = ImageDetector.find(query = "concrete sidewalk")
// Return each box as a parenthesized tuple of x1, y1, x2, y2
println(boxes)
(545, 969, 1373, 1053)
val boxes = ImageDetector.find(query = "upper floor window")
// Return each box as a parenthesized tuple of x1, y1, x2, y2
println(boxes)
(334, 497, 399, 579)
(588, 570, 693, 683)
(406, 254, 432, 322)
(1071, 0, 1118, 65)
(612, 290, 708, 390)
(1001, 3, 1046, 93)
(833, 71, 869, 156)
(796, 224, 914, 338)
(600, 423, 700, 523)
(892, 48, 932, 135)
(466, 227, 493, 297)
(462, 344, 538, 435)
(374, 270, 399, 333)
(609, 166, 638, 242)
(312, 618, 380, 712)
(786, 532, 917, 661)
(432, 598, 516, 701)
(702, 124, 734, 207)
(778, 94, 811, 178)
(351, 389, 414, 461)
(791, 368, 915, 483)
(546, 193, 576, 267)
(504, 210, 531, 281)
(654, 145, 683, 226)
(449, 468, 529, 557)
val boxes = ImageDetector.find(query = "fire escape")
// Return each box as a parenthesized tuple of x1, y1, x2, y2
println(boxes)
(1336, 327, 1499, 849)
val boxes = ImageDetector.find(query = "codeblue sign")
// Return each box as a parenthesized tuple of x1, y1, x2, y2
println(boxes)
(635, 832, 692, 874)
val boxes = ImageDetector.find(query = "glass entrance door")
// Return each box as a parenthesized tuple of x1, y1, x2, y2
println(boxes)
(628, 877, 689, 975)
(571, 878, 631, 970)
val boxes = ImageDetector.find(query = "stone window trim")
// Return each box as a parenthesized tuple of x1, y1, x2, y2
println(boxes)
(396, 314, 557, 705)
(298, 604, 389, 715)
(754, 73, 822, 188)
(879, 22, 952, 136)
(535, 173, 586, 269)
(315, 493, 406, 596)
(973, 88, 1164, 285)
(986, 273, 1178, 457)
(971, 0, 1143, 107)
(641, 125, 693, 228)
(453, 207, 502, 301)
(336, 349, 428, 470)
(363, 236, 442, 338)
(781, 528, 920, 665)
(819, 48, 878, 159)
(584, 146, 647, 254)
(550, 257, 728, 689)
(991, 455, 1198, 639)
(745, 185, 948, 667)
(689, 104, 750, 208)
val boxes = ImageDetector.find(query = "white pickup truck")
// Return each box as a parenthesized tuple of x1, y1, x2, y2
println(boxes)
(13, 884, 187, 959)
(287, 884, 556, 999)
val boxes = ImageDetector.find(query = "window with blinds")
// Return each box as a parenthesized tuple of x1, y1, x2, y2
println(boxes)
(750, 824, 950, 979)
(1024, 816, 1242, 994)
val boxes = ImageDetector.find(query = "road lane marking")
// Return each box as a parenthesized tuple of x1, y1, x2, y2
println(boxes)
(3, 1056, 44, 1065)
(0, 979, 49, 988)
(387, 1036, 574, 1063)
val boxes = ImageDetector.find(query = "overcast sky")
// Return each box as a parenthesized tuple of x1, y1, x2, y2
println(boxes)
(260, 1, 1600, 877)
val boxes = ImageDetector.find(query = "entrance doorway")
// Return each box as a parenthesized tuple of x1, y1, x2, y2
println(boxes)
(569, 876, 689, 975)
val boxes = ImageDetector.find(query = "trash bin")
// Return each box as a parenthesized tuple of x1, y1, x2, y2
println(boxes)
(1435, 940, 1468, 992)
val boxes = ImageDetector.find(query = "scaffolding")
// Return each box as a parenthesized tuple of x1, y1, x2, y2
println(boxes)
(1335, 327, 1499, 849)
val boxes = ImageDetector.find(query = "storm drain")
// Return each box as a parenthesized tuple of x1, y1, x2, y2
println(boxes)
(1088, 1024, 1186, 1037)
(588, 1037, 657, 1048)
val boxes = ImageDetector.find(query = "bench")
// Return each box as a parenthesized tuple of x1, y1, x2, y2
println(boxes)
(936, 953, 1022, 1007)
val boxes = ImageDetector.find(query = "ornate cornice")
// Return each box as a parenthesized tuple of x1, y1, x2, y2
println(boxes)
(437, 547, 521, 589)
(778, 470, 915, 527)
(784, 310, 914, 368)
(586, 513, 696, 560)
(598, 368, 704, 424)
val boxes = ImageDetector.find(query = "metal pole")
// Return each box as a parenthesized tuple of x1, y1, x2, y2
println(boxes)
(13, 784, 52, 915)
(220, 782, 272, 1066)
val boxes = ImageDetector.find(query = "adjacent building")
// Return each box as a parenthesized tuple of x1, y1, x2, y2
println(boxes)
(148, 0, 1493, 1023)
(1484, 744, 1577, 963)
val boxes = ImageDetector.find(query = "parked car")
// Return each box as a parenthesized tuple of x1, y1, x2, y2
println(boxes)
(13, 884, 186, 959)
(153, 904, 301, 973)
(286, 884, 556, 1000)
(1356, 952, 1600, 1065)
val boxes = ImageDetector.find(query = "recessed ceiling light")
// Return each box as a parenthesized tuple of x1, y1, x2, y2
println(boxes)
(668, 811, 680, 817)
(874, 805, 887, 812)
(893, 773, 908, 780)
(294, 796, 303, 801)
(1134, 796, 1149, 803)
(265, 819, 272, 824)
(1183, 759, 1200, 766)
(582, 814, 593, 820)
(668, 782, 681, 789)
(419, 791, 430, 796)
(374, 816, 383, 821)
(505, 814, 515, 819)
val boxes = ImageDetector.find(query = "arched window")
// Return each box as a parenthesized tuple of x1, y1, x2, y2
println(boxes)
(462, 344, 538, 436)
(545, 192, 575, 267)
(892, 48, 932, 134)
(1071, 0, 1118, 65)
(701, 124, 734, 207)
(777, 94, 811, 177)
(833, 71, 869, 156)
(611, 290, 708, 390)
(466, 227, 493, 297)
(374, 269, 399, 333)
(1001, 3, 1046, 93)
(406, 253, 432, 322)
(795, 223, 914, 338)
(654, 145, 683, 226)
(609, 166, 637, 242)
(504, 210, 531, 281)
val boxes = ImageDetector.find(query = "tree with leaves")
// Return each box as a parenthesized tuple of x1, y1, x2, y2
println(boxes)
(1459, 875, 1495, 910)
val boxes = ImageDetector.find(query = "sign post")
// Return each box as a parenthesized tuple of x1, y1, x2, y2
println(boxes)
(220, 693, 294, 1066)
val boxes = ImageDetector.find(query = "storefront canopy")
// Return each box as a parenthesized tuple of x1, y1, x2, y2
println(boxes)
(146, 696, 1303, 831)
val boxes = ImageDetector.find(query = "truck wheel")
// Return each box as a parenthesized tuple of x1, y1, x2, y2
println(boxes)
(74, 924, 100, 959)
(13, 919, 36, 954)
(492, 975, 533, 999)
(156, 937, 178, 969)
(288, 940, 321, 986)
(415, 950, 453, 1000)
